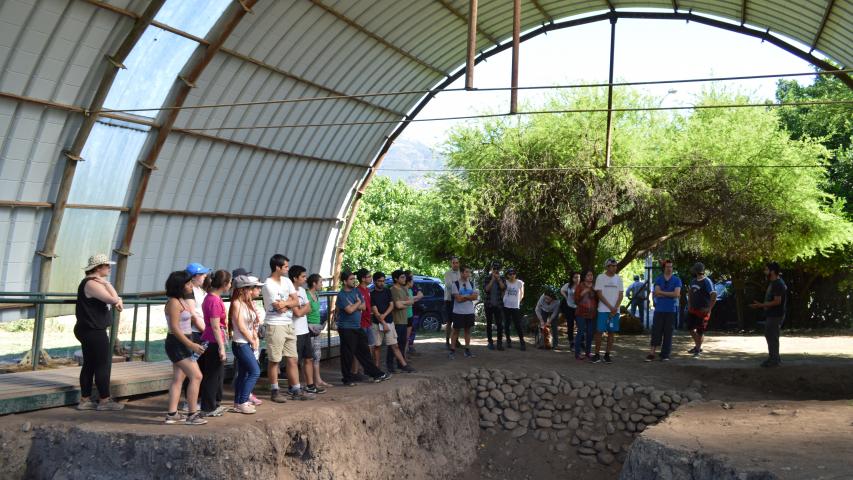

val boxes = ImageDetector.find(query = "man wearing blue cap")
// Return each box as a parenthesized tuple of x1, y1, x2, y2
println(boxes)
(186, 263, 211, 342)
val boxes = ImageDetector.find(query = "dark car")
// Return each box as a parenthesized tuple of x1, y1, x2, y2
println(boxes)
(708, 280, 737, 330)
(370, 275, 447, 331)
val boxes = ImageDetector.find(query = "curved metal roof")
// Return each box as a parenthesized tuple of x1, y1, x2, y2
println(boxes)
(0, 0, 851, 304)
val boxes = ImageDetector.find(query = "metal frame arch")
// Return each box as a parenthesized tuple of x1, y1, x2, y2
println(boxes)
(113, 0, 259, 293)
(330, 8, 853, 285)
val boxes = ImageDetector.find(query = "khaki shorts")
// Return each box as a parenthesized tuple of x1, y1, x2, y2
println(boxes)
(372, 323, 398, 347)
(266, 323, 297, 362)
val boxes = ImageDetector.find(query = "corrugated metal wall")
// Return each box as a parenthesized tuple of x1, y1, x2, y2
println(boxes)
(1, 0, 850, 318)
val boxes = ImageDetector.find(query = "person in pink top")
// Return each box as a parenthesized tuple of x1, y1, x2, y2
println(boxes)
(198, 270, 232, 416)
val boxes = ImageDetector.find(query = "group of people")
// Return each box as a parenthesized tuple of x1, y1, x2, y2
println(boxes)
(72, 252, 788, 425)
(442, 256, 787, 367)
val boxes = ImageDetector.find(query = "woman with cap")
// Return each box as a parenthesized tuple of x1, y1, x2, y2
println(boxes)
(74, 254, 124, 411)
(164, 271, 207, 425)
(229, 274, 265, 414)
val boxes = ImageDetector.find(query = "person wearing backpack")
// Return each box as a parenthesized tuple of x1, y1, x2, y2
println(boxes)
(449, 266, 479, 359)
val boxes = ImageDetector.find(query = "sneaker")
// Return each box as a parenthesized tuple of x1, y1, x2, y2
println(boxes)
(519, 342, 526, 351)
(660, 356, 671, 362)
(386, 367, 398, 374)
(208, 405, 228, 417)
(575, 354, 584, 361)
(270, 389, 287, 403)
(445, 341, 451, 350)
(487, 342, 495, 351)
(179, 401, 201, 413)
(289, 388, 315, 401)
(506, 341, 513, 349)
(352, 373, 368, 382)
(604, 353, 613, 364)
(448, 351, 456, 360)
(400, 364, 416, 373)
(464, 349, 475, 358)
(645, 354, 655, 362)
(496, 342, 504, 351)
(164, 411, 185, 424)
(687, 347, 704, 354)
(249, 394, 263, 406)
(76, 400, 98, 411)
(692, 351, 701, 358)
(234, 402, 256, 414)
(373, 372, 392, 383)
(590, 354, 602, 364)
(342, 380, 357, 387)
(185, 411, 208, 425)
(304, 385, 326, 394)
(96, 399, 124, 411)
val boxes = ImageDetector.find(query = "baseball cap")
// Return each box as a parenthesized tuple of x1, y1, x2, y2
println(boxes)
(233, 275, 264, 289)
(604, 258, 618, 267)
(231, 267, 249, 278)
(506, 268, 516, 275)
(186, 262, 211, 276)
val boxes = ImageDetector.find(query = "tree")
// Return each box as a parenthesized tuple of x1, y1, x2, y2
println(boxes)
(437, 87, 852, 297)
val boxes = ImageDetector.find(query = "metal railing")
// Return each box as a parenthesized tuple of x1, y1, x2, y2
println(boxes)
(0, 291, 340, 371)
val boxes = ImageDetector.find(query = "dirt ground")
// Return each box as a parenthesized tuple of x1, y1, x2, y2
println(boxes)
(1, 331, 851, 479)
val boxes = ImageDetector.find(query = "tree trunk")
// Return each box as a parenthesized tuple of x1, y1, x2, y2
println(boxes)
(732, 277, 746, 330)
(576, 243, 597, 275)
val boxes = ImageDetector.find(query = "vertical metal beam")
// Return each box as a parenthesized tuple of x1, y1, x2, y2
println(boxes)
(510, 0, 521, 114)
(604, 17, 617, 168)
(811, 0, 836, 53)
(113, 0, 258, 293)
(36, 0, 165, 294)
(740, 0, 748, 25)
(465, 0, 479, 90)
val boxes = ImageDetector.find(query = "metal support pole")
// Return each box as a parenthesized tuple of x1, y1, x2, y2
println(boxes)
(325, 296, 332, 360)
(129, 302, 139, 361)
(107, 307, 120, 377)
(30, 297, 46, 370)
(465, 0, 479, 90)
(604, 17, 617, 168)
(510, 0, 521, 113)
(144, 303, 151, 362)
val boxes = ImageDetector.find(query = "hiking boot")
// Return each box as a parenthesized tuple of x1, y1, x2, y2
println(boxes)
(590, 354, 602, 364)
(234, 402, 256, 414)
(645, 354, 655, 362)
(96, 399, 124, 411)
(400, 364, 416, 373)
(76, 400, 98, 411)
(304, 384, 326, 394)
(185, 411, 208, 425)
(373, 372, 392, 383)
(289, 388, 315, 401)
(604, 353, 613, 364)
(164, 411, 185, 424)
(270, 389, 287, 403)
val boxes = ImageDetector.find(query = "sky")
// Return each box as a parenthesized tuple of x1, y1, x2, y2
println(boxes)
(392, 15, 817, 152)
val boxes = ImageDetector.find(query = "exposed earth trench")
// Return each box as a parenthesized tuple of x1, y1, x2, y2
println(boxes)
(2, 337, 852, 480)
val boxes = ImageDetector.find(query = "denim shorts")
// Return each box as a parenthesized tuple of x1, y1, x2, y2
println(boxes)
(363, 326, 376, 346)
(596, 312, 620, 333)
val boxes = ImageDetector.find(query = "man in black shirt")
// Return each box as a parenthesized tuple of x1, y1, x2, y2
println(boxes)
(749, 262, 787, 367)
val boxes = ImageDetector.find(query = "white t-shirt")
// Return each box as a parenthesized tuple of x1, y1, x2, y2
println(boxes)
(594, 273, 624, 312)
(262, 276, 295, 325)
(444, 269, 460, 301)
(191, 285, 206, 333)
(503, 279, 524, 309)
(561, 282, 577, 308)
(451, 279, 477, 315)
(293, 287, 309, 335)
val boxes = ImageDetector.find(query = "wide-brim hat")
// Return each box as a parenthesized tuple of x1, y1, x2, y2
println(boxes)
(233, 275, 264, 289)
(84, 254, 115, 271)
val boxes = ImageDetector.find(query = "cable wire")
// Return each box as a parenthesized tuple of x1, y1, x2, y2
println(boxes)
(178, 99, 853, 132)
(94, 68, 853, 115)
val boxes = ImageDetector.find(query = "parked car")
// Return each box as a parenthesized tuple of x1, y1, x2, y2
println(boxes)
(369, 275, 447, 332)
(708, 280, 737, 330)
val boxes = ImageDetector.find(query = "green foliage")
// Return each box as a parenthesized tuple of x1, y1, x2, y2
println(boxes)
(342, 176, 446, 277)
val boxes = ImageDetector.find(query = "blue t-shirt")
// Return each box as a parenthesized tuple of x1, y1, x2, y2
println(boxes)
(653, 274, 682, 313)
(335, 289, 363, 329)
(689, 277, 714, 310)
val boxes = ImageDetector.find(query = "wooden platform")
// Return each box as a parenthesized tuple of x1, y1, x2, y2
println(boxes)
(0, 338, 341, 416)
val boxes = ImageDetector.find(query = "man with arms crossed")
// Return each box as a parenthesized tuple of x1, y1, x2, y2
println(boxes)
(443, 256, 460, 349)
(262, 254, 303, 403)
(647, 259, 681, 361)
(592, 258, 623, 364)
(483, 262, 505, 350)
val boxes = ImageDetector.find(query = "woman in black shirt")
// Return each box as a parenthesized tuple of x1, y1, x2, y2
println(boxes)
(75, 254, 124, 411)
